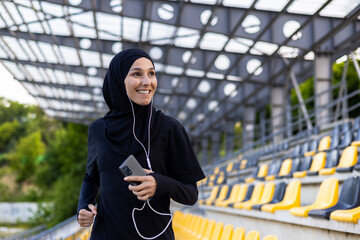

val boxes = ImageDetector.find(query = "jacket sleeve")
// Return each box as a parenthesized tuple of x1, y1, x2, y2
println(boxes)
(77, 126, 100, 214)
(151, 173, 198, 205)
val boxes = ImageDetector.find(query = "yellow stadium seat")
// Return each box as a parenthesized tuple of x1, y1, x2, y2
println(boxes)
(210, 222, 224, 240)
(240, 159, 248, 170)
(293, 152, 326, 178)
(215, 184, 241, 207)
(231, 227, 245, 240)
(199, 219, 216, 240)
(262, 180, 301, 213)
(319, 146, 358, 175)
(245, 164, 268, 183)
(226, 184, 250, 207)
(214, 166, 220, 175)
(263, 235, 278, 240)
(289, 178, 339, 217)
(199, 186, 219, 205)
(227, 162, 234, 173)
(241, 182, 275, 210)
(330, 206, 360, 223)
(245, 230, 260, 240)
(192, 217, 209, 239)
(266, 159, 292, 180)
(318, 136, 331, 151)
(207, 185, 229, 205)
(177, 215, 201, 239)
(234, 183, 264, 209)
(219, 224, 233, 240)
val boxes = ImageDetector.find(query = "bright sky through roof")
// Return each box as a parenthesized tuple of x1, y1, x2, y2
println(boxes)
(0, 64, 36, 105)
(0, 0, 359, 107)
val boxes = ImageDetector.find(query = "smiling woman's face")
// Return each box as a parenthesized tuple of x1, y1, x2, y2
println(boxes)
(124, 57, 157, 106)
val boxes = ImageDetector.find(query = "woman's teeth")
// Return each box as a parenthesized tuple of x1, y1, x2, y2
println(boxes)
(137, 90, 150, 94)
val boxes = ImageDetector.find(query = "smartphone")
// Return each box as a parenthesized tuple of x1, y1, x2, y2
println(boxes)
(119, 155, 147, 186)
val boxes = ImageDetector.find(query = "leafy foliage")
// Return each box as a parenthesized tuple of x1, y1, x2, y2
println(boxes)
(0, 98, 88, 227)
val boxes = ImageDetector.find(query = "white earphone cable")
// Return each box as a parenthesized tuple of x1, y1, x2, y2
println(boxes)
(128, 97, 172, 240)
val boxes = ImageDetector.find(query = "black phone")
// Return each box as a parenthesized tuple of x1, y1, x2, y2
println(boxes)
(119, 155, 147, 186)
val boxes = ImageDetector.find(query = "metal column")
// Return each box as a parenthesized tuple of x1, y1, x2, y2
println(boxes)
(243, 106, 256, 147)
(315, 54, 333, 126)
(271, 86, 285, 143)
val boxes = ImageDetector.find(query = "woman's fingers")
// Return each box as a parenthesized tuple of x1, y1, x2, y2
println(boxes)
(126, 175, 157, 200)
(78, 207, 96, 227)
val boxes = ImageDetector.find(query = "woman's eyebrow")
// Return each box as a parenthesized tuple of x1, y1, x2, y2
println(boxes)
(129, 67, 155, 72)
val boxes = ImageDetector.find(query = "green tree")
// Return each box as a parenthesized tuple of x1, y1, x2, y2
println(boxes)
(332, 59, 360, 118)
(0, 120, 20, 152)
(37, 123, 88, 225)
(6, 131, 46, 182)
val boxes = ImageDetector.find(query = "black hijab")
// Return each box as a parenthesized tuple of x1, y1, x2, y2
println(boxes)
(102, 48, 163, 156)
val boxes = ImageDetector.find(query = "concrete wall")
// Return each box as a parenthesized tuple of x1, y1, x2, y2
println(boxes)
(0, 202, 45, 223)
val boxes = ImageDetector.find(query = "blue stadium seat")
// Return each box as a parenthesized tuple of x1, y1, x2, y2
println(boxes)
(308, 176, 360, 219)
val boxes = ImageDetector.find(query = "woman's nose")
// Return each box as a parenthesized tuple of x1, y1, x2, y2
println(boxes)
(141, 76, 150, 85)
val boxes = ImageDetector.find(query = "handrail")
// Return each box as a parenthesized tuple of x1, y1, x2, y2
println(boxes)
(2, 224, 47, 240)
(28, 215, 78, 240)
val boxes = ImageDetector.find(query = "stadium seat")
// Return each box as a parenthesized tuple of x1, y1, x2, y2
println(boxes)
(215, 184, 241, 207)
(261, 180, 301, 213)
(282, 158, 300, 178)
(341, 121, 352, 133)
(213, 166, 220, 175)
(289, 178, 339, 217)
(264, 160, 282, 181)
(200, 219, 216, 240)
(245, 230, 260, 240)
(231, 227, 245, 240)
(210, 222, 224, 240)
(252, 182, 286, 210)
(269, 158, 292, 180)
(308, 176, 360, 219)
(317, 135, 331, 152)
(228, 184, 254, 208)
(263, 235, 278, 240)
(354, 155, 360, 171)
(240, 159, 248, 170)
(215, 171, 227, 185)
(199, 186, 219, 205)
(337, 130, 353, 149)
(234, 183, 264, 209)
(245, 164, 268, 183)
(321, 146, 358, 174)
(193, 217, 209, 239)
(219, 224, 233, 240)
(315, 149, 339, 175)
(351, 128, 360, 146)
(290, 156, 312, 178)
(175, 214, 199, 239)
(294, 152, 326, 177)
(241, 182, 275, 210)
(242, 166, 259, 183)
(226, 162, 234, 173)
(330, 206, 360, 223)
(352, 116, 360, 131)
(292, 144, 301, 157)
(207, 185, 229, 205)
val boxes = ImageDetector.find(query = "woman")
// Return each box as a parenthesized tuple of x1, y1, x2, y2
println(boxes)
(77, 49, 205, 239)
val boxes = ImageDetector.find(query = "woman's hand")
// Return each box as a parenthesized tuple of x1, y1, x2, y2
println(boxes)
(78, 204, 97, 227)
(125, 169, 157, 201)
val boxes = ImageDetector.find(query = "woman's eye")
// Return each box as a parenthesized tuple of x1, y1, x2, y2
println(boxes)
(133, 72, 141, 76)
(149, 71, 155, 76)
